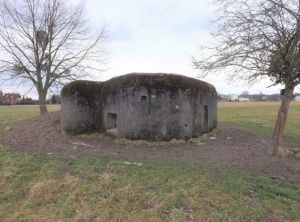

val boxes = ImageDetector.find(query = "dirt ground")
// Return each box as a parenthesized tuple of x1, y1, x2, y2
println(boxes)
(1, 112, 300, 184)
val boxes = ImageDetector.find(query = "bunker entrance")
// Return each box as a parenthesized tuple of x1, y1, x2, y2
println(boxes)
(203, 105, 209, 133)
(107, 113, 117, 129)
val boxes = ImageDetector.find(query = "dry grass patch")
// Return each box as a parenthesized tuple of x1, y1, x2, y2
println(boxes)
(29, 175, 79, 202)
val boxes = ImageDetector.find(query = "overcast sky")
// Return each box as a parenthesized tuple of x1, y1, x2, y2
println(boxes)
(3, 0, 300, 97)
(86, 0, 296, 95)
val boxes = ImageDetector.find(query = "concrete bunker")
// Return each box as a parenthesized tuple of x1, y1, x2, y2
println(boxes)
(61, 73, 217, 140)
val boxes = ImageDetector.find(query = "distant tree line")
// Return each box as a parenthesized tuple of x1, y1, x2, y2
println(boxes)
(50, 94, 61, 104)
(18, 97, 36, 105)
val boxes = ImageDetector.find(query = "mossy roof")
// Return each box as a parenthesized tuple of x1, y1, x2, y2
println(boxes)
(61, 80, 101, 97)
(61, 73, 217, 97)
(101, 73, 216, 94)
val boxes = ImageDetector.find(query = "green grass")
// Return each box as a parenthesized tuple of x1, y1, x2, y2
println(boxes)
(0, 149, 299, 221)
(0, 104, 299, 221)
(0, 105, 60, 134)
(219, 102, 300, 140)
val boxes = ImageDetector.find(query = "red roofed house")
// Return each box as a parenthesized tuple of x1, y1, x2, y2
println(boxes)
(3, 93, 21, 105)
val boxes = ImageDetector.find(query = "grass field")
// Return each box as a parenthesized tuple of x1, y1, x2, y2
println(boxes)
(0, 105, 60, 134)
(0, 104, 300, 221)
(219, 101, 300, 140)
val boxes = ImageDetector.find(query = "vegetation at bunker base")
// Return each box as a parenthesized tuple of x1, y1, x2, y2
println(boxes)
(0, 103, 300, 221)
(219, 101, 300, 140)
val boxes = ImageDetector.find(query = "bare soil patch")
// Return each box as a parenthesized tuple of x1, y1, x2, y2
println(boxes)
(1, 112, 300, 183)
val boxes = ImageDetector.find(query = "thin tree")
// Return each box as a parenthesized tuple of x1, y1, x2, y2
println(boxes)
(193, 0, 300, 155)
(51, 94, 57, 104)
(0, 0, 107, 114)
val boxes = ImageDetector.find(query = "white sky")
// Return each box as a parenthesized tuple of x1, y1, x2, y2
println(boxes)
(85, 0, 292, 95)
(3, 0, 300, 98)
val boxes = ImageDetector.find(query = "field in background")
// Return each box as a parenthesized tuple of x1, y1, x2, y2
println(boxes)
(0, 105, 60, 134)
(0, 103, 300, 221)
(219, 102, 300, 140)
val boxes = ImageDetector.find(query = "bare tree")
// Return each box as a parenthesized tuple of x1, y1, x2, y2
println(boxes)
(0, 0, 107, 114)
(193, 0, 300, 155)
(241, 91, 250, 96)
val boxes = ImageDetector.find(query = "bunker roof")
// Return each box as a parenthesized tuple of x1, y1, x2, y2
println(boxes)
(61, 73, 217, 97)
(102, 73, 216, 94)
(61, 80, 101, 97)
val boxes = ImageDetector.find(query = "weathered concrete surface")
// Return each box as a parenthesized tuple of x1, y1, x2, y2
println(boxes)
(61, 81, 102, 134)
(61, 73, 217, 140)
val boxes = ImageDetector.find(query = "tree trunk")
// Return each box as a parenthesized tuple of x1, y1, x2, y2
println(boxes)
(269, 86, 294, 155)
(38, 91, 48, 115)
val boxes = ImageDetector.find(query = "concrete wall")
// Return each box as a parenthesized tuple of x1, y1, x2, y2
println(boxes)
(61, 81, 102, 134)
(61, 74, 217, 140)
(101, 86, 217, 140)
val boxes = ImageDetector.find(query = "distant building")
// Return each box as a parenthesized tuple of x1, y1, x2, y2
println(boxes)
(3, 93, 21, 105)
(218, 94, 239, 102)
(227, 94, 239, 101)
(265, 94, 280, 101)
(295, 95, 300, 102)
(261, 95, 268, 101)
(238, 96, 251, 102)
(218, 94, 230, 102)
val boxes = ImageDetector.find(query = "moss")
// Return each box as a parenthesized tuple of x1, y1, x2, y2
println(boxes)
(101, 73, 217, 96)
(61, 74, 216, 98)
(61, 80, 102, 97)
